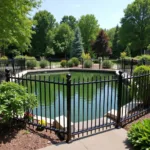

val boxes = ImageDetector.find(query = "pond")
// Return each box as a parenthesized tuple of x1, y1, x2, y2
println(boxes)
(23, 71, 128, 122)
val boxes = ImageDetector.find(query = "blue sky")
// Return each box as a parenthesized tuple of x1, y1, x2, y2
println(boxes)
(31, 0, 134, 29)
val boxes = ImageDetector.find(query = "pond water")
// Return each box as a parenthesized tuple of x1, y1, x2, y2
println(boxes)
(23, 71, 125, 122)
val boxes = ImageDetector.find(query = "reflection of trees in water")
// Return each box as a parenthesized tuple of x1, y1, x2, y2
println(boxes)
(21, 73, 119, 105)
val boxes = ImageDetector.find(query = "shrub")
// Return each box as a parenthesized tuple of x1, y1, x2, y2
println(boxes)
(133, 65, 150, 75)
(14, 55, 26, 69)
(67, 60, 73, 67)
(0, 56, 8, 61)
(120, 51, 127, 59)
(71, 57, 79, 66)
(0, 82, 37, 123)
(39, 59, 48, 68)
(132, 65, 150, 106)
(136, 55, 150, 61)
(102, 60, 113, 69)
(83, 60, 92, 68)
(26, 59, 37, 69)
(0, 56, 8, 66)
(128, 119, 150, 150)
(81, 52, 91, 60)
(60, 60, 67, 67)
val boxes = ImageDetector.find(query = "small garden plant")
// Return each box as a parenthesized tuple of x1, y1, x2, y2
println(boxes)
(133, 65, 150, 106)
(0, 82, 37, 124)
(102, 60, 113, 69)
(60, 60, 67, 67)
(84, 59, 92, 68)
(128, 119, 150, 150)
(39, 59, 49, 68)
(37, 119, 46, 131)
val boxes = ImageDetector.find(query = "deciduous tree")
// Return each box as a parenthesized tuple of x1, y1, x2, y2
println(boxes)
(30, 10, 56, 57)
(92, 30, 111, 57)
(0, 0, 41, 51)
(120, 0, 150, 56)
(78, 14, 99, 53)
(60, 15, 77, 30)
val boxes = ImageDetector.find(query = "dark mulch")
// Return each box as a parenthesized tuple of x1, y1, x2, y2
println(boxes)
(0, 123, 61, 150)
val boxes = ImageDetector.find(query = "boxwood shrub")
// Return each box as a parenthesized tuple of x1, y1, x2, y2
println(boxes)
(102, 60, 113, 69)
(60, 60, 67, 67)
(39, 59, 48, 68)
(83, 60, 92, 68)
(71, 57, 79, 66)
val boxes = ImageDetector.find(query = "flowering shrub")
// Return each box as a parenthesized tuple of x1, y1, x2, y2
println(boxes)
(24, 111, 34, 121)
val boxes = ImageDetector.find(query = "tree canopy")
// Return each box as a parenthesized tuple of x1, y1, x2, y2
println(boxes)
(78, 14, 99, 53)
(0, 0, 41, 51)
(120, 0, 150, 56)
(52, 23, 74, 58)
(60, 15, 77, 30)
(30, 10, 56, 57)
(92, 30, 111, 57)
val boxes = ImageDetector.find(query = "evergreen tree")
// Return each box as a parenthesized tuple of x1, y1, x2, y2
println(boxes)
(71, 27, 84, 58)
(92, 30, 111, 57)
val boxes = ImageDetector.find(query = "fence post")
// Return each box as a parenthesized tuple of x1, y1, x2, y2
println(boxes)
(12, 58, 15, 75)
(82, 58, 83, 69)
(24, 58, 26, 70)
(143, 59, 146, 65)
(66, 74, 71, 143)
(49, 57, 51, 69)
(131, 59, 133, 76)
(116, 71, 123, 128)
(5, 68, 10, 82)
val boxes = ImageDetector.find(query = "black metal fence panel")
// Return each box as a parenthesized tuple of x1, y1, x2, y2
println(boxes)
(3, 63, 150, 142)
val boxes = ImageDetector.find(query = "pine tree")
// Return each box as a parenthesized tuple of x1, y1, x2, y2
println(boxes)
(92, 30, 111, 57)
(71, 27, 84, 58)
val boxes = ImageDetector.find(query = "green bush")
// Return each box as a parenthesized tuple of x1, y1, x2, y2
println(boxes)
(39, 59, 48, 68)
(83, 60, 92, 68)
(26, 59, 37, 69)
(14, 56, 36, 69)
(60, 60, 67, 67)
(81, 52, 91, 60)
(14, 55, 26, 69)
(0, 56, 8, 61)
(128, 119, 150, 150)
(71, 57, 79, 66)
(133, 65, 150, 75)
(0, 56, 8, 66)
(67, 60, 73, 67)
(0, 82, 37, 123)
(135, 55, 150, 61)
(102, 60, 113, 69)
(132, 65, 150, 106)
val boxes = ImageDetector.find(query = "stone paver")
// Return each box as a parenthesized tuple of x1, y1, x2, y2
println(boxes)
(39, 128, 133, 150)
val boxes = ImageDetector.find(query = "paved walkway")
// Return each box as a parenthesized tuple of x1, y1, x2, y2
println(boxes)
(39, 128, 133, 150)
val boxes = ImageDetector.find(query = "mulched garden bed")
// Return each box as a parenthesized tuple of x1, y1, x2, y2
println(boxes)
(0, 123, 61, 150)
(123, 112, 150, 131)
